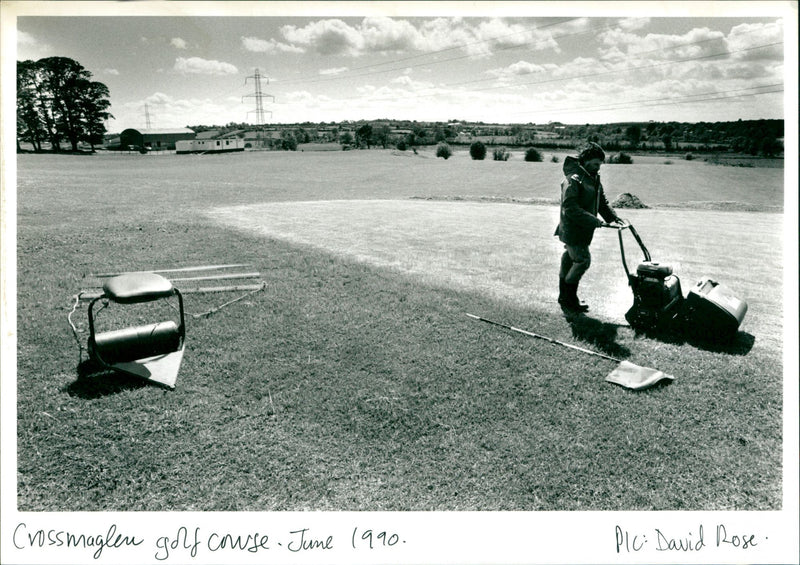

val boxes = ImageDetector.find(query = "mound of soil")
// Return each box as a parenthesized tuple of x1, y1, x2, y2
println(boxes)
(612, 193, 650, 209)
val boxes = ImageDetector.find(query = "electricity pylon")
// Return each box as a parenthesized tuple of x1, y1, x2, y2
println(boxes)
(243, 68, 275, 126)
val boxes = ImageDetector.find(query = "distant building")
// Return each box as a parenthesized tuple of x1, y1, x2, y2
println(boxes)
(103, 134, 121, 149)
(176, 138, 246, 154)
(119, 128, 196, 151)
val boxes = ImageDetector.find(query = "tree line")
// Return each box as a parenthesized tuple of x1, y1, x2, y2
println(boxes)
(207, 118, 783, 157)
(17, 56, 112, 152)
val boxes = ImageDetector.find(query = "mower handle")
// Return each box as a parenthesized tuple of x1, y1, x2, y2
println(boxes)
(600, 219, 630, 229)
(602, 220, 651, 282)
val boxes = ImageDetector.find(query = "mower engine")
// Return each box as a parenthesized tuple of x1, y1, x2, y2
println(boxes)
(625, 260, 683, 331)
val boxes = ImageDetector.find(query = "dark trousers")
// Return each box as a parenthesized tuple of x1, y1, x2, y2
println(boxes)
(560, 244, 592, 285)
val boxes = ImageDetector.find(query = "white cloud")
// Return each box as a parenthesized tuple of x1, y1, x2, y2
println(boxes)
(360, 16, 419, 52)
(390, 75, 414, 86)
(487, 60, 553, 80)
(103, 68, 120, 76)
(281, 19, 364, 56)
(283, 90, 320, 103)
(388, 75, 434, 90)
(16, 30, 53, 57)
(173, 57, 238, 75)
(319, 67, 349, 76)
(171, 37, 188, 49)
(618, 17, 651, 31)
(590, 22, 782, 84)
(143, 92, 174, 106)
(241, 36, 304, 54)
(473, 18, 555, 55)
(598, 27, 727, 61)
(17, 30, 37, 45)
(413, 17, 546, 57)
(276, 17, 561, 59)
(726, 21, 783, 61)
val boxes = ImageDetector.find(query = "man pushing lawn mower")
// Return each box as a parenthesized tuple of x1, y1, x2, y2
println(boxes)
(555, 142, 625, 313)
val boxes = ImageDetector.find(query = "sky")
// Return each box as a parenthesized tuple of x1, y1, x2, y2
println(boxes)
(6, 2, 795, 133)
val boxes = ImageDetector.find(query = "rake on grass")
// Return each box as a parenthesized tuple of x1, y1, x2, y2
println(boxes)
(466, 313, 674, 390)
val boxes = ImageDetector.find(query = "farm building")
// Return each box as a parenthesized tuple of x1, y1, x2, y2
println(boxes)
(175, 138, 246, 154)
(103, 134, 121, 149)
(119, 128, 196, 151)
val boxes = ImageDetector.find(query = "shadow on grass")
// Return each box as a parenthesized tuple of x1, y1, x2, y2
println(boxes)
(562, 309, 755, 357)
(631, 324, 756, 356)
(688, 330, 756, 355)
(64, 360, 147, 399)
(563, 311, 631, 359)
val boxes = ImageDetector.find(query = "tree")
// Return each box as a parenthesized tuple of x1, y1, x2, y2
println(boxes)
(759, 136, 783, 157)
(76, 81, 113, 151)
(524, 147, 543, 162)
(436, 142, 452, 159)
(355, 124, 373, 148)
(294, 127, 310, 144)
(280, 129, 297, 150)
(625, 125, 641, 149)
(39, 57, 94, 151)
(16, 60, 46, 152)
(373, 125, 391, 149)
(16, 56, 112, 152)
(469, 141, 486, 160)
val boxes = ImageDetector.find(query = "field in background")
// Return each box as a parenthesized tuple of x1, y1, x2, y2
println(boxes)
(16, 150, 784, 223)
(13, 150, 786, 511)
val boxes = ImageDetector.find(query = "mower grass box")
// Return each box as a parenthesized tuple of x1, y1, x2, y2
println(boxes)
(681, 276, 749, 340)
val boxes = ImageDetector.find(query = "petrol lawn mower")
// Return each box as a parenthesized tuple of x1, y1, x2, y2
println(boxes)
(610, 221, 748, 341)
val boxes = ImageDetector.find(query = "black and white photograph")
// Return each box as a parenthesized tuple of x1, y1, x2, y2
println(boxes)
(1, 1, 798, 564)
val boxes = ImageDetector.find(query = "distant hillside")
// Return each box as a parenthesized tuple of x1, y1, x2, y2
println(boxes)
(180, 118, 783, 157)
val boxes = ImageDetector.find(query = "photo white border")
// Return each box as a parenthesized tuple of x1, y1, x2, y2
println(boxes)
(2, 2, 797, 564)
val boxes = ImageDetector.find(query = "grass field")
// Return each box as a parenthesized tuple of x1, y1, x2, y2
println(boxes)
(13, 149, 786, 511)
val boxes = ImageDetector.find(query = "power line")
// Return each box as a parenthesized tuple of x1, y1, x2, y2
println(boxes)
(444, 27, 756, 91)
(173, 19, 774, 114)
(273, 17, 584, 86)
(346, 40, 783, 106)
(261, 39, 781, 122)
(449, 42, 782, 96)
(269, 17, 762, 91)
(510, 83, 784, 117)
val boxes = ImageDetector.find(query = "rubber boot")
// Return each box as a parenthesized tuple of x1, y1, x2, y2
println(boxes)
(568, 282, 590, 312)
(559, 279, 586, 312)
(557, 278, 572, 310)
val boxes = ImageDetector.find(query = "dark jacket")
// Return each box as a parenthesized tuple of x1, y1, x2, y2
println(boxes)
(554, 156, 618, 246)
